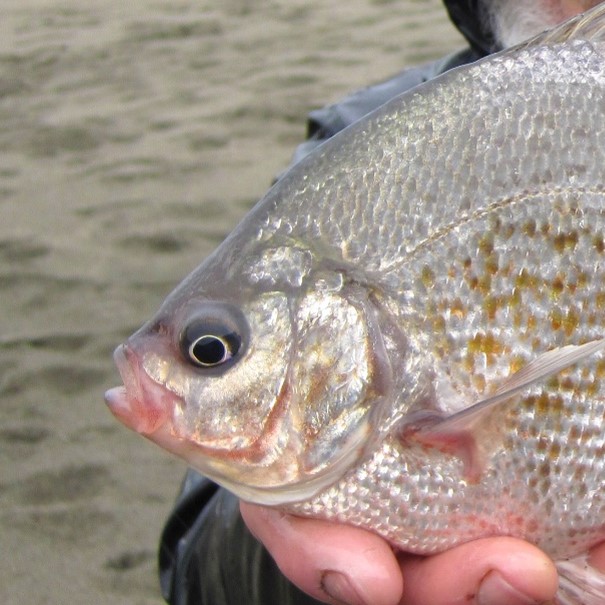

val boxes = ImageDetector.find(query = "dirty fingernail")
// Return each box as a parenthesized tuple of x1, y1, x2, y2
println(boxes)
(321, 570, 367, 605)
(478, 571, 540, 605)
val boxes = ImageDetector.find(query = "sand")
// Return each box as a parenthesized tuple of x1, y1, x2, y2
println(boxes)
(0, 2, 463, 603)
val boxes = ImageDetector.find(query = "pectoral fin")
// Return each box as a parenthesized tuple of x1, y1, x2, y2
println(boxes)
(556, 553, 605, 605)
(402, 338, 605, 481)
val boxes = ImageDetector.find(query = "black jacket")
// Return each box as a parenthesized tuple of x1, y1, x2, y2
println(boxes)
(159, 3, 495, 603)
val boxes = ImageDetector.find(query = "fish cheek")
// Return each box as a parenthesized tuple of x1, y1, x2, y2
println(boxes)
(170, 294, 293, 455)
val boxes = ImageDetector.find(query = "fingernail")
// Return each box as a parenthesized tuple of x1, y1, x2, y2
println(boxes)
(321, 570, 367, 605)
(478, 571, 540, 605)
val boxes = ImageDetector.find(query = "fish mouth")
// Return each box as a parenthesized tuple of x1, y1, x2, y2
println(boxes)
(104, 343, 175, 435)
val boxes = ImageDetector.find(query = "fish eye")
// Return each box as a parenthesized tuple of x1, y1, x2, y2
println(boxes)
(188, 332, 240, 367)
(180, 304, 247, 369)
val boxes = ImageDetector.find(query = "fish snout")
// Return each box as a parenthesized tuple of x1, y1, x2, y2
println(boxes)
(104, 343, 173, 435)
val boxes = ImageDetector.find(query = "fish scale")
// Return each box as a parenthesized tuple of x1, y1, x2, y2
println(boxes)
(287, 383, 605, 559)
(106, 6, 605, 604)
(397, 189, 605, 396)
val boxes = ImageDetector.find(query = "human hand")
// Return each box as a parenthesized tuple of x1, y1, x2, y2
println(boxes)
(240, 502, 570, 605)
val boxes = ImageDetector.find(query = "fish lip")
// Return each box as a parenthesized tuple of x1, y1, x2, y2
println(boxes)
(104, 344, 141, 427)
(105, 343, 174, 435)
(112, 343, 143, 402)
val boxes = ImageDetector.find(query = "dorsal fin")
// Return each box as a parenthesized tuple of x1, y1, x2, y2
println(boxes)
(520, 3, 605, 49)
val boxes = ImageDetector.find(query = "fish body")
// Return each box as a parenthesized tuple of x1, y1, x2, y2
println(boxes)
(107, 7, 605, 603)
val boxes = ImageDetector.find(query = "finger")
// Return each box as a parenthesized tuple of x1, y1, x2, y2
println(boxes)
(397, 537, 558, 605)
(240, 502, 403, 605)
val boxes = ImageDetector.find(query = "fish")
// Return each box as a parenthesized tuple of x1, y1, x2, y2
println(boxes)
(106, 6, 605, 604)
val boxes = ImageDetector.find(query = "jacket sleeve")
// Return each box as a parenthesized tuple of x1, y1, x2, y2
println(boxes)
(289, 49, 478, 166)
(159, 469, 323, 605)
(158, 47, 481, 605)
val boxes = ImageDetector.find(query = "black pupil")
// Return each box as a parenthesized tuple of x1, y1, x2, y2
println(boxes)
(181, 312, 244, 370)
(191, 335, 228, 366)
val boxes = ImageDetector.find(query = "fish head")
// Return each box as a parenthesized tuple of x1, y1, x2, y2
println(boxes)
(106, 238, 395, 504)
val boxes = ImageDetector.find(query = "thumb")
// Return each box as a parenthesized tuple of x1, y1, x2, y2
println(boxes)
(240, 502, 403, 605)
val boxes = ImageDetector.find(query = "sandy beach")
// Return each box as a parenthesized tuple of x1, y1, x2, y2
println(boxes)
(0, 1, 463, 603)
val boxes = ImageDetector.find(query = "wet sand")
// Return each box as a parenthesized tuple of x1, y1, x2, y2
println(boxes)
(0, 2, 463, 603)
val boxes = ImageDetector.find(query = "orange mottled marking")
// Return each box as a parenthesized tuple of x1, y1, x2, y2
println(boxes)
(515, 268, 538, 289)
(477, 274, 492, 296)
(596, 359, 605, 379)
(577, 271, 589, 289)
(421, 265, 435, 288)
(549, 308, 563, 331)
(553, 230, 579, 253)
(468, 331, 507, 356)
(484, 295, 502, 320)
(450, 297, 466, 319)
(478, 233, 494, 256)
(473, 373, 486, 392)
(551, 274, 565, 295)
(563, 308, 580, 336)
(523, 219, 537, 237)
(485, 254, 499, 275)
(509, 355, 526, 374)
